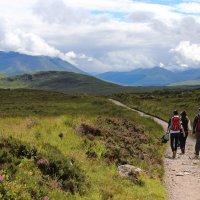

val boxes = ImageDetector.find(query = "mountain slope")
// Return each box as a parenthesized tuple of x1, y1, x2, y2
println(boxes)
(169, 79, 200, 86)
(0, 51, 84, 75)
(1, 71, 200, 95)
(0, 71, 128, 94)
(97, 67, 200, 86)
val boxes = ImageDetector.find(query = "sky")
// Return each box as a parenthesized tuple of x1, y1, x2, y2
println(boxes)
(0, 0, 200, 73)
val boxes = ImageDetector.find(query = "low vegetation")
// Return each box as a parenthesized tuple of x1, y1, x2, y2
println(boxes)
(113, 89, 200, 122)
(0, 89, 167, 199)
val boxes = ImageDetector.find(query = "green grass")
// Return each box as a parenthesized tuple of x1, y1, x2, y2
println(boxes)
(169, 80, 200, 86)
(113, 89, 200, 122)
(0, 74, 6, 78)
(0, 89, 167, 199)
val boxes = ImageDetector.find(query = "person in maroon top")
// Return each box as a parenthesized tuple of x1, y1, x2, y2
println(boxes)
(179, 111, 191, 154)
(193, 107, 200, 158)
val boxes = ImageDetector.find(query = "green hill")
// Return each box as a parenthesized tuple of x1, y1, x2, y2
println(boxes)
(0, 74, 6, 78)
(0, 71, 167, 95)
(0, 71, 128, 95)
(0, 71, 200, 95)
(0, 89, 166, 199)
(169, 79, 200, 86)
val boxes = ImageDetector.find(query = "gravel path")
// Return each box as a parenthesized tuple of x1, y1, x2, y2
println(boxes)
(109, 99, 200, 200)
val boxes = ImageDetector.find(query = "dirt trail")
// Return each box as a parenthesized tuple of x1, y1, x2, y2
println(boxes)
(109, 99, 200, 200)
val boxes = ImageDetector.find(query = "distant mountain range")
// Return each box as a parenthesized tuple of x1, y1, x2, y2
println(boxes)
(0, 51, 200, 87)
(97, 67, 200, 86)
(0, 51, 84, 75)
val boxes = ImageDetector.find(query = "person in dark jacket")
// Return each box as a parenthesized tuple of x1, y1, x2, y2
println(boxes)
(179, 111, 191, 154)
(193, 107, 200, 158)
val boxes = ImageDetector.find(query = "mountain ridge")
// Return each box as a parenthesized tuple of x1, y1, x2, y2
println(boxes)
(97, 67, 200, 86)
(0, 51, 85, 75)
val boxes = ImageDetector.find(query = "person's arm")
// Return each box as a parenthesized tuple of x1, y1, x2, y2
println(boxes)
(180, 120, 185, 137)
(193, 116, 197, 134)
(167, 118, 171, 133)
(181, 127, 186, 137)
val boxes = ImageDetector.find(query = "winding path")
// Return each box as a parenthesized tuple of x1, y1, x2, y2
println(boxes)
(109, 99, 200, 200)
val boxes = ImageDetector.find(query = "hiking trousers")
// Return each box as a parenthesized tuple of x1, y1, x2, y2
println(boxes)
(170, 133, 179, 152)
(195, 131, 200, 156)
(179, 131, 188, 152)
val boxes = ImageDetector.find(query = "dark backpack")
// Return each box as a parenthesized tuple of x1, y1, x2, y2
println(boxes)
(171, 116, 180, 131)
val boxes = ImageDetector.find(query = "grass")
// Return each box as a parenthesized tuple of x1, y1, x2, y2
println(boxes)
(169, 80, 200, 86)
(0, 89, 167, 199)
(113, 89, 200, 123)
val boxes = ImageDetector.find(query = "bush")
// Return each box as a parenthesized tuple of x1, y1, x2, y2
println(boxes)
(0, 137, 88, 197)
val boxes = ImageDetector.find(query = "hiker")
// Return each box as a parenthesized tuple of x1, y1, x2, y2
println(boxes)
(168, 110, 185, 158)
(192, 107, 200, 158)
(179, 111, 191, 154)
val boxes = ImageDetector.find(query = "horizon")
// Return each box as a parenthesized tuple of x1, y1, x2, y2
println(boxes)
(0, 50, 198, 74)
(0, 0, 200, 73)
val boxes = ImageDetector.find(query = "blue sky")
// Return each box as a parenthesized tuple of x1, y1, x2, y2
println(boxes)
(137, 0, 184, 5)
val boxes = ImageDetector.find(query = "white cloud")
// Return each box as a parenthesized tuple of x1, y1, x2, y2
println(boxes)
(129, 11, 155, 22)
(0, 0, 200, 73)
(171, 41, 200, 67)
(0, 29, 62, 57)
(176, 2, 200, 13)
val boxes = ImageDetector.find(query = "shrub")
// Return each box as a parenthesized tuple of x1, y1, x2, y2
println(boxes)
(0, 137, 88, 197)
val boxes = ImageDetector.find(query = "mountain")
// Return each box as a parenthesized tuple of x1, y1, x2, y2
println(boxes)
(0, 51, 84, 75)
(97, 67, 200, 86)
(178, 68, 200, 80)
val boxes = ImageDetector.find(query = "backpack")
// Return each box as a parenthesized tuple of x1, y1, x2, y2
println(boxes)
(171, 116, 180, 131)
(161, 133, 169, 143)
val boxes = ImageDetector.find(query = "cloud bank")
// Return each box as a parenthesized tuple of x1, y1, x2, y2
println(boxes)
(0, 0, 200, 73)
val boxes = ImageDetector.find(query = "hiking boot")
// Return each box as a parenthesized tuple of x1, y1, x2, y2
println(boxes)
(172, 151, 176, 159)
(181, 148, 185, 154)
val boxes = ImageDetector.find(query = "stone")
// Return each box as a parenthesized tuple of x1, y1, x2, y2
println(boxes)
(118, 164, 142, 180)
(176, 173, 184, 176)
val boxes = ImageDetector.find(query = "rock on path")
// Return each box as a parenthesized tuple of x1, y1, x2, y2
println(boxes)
(109, 99, 200, 200)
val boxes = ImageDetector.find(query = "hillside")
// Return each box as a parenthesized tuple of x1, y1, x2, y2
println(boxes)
(113, 89, 200, 122)
(97, 67, 200, 86)
(0, 74, 6, 78)
(0, 51, 84, 75)
(0, 89, 166, 199)
(0, 71, 200, 95)
(169, 79, 200, 86)
(0, 71, 128, 94)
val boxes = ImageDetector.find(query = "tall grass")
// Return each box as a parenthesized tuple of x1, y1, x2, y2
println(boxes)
(0, 89, 167, 199)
